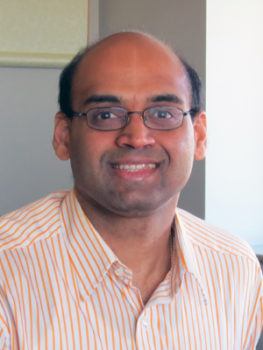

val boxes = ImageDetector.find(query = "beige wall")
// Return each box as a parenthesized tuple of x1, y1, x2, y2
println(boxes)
(0, 0, 87, 67)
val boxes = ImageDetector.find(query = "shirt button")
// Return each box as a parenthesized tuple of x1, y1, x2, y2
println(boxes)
(115, 267, 123, 276)
(142, 320, 148, 328)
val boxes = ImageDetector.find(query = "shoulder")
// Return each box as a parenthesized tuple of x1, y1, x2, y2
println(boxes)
(0, 191, 69, 252)
(177, 208, 258, 264)
(177, 209, 263, 311)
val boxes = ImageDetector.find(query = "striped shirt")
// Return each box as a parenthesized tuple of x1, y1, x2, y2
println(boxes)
(0, 190, 262, 349)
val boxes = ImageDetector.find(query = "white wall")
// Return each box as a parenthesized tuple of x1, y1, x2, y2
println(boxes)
(206, 0, 263, 245)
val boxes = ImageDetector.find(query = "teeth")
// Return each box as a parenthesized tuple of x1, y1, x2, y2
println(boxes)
(114, 163, 156, 172)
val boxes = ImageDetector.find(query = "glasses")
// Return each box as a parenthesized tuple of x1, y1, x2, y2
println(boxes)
(72, 106, 193, 131)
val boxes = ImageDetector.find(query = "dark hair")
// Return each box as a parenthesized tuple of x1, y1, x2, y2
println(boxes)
(58, 41, 203, 119)
(58, 47, 90, 118)
(180, 58, 203, 117)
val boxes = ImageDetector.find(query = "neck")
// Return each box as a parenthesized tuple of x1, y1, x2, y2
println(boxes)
(76, 190, 178, 303)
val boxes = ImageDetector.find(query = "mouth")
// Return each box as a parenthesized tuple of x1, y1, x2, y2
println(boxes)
(109, 160, 161, 181)
(112, 163, 158, 172)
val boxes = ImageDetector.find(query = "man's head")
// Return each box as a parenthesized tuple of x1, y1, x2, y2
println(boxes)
(58, 32, 203, 122)
(53, 31, 206, 217)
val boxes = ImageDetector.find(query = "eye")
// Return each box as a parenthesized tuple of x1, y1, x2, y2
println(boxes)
(87, 108, 126, 130)
(95, 110, 118, 120)
(153, 109, 173, 119)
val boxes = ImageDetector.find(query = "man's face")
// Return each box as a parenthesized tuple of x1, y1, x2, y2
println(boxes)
(54, 34, 206, 217)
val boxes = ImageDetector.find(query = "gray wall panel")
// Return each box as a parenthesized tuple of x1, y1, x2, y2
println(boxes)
(0, 67, 72, 214)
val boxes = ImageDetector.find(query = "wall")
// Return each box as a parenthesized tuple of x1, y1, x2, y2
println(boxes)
(100, 0, 206, 218)
(0, 0, 206, 218)
(206, 0, 263, 245)
(0, 67, 72, 214)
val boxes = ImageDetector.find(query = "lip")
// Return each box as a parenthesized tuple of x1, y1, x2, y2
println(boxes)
(109, 158, 161, 180)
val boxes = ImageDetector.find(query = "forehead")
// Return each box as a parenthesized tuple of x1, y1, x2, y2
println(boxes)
(72, 34, 191, 106)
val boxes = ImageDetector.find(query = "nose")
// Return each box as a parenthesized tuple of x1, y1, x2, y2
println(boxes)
(115, 113, 156, 149)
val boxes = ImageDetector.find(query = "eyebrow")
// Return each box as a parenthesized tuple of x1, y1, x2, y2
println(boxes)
(150, 94, 183, 104)
(84, 95, 121, 105)
(83, 93, 183, 106)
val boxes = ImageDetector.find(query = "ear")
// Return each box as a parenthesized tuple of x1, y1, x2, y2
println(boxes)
(193, 111, 207, 160)
(52, 112, 71, 160)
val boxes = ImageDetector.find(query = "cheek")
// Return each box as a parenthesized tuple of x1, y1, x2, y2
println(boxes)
(70, 127, 97, 159)
(166, 130, 195, 181)
(69, 130, 114, 181)
(69, 133, 95, 176)
(171, 141, 194, 171)
(170, 124, 195, 158)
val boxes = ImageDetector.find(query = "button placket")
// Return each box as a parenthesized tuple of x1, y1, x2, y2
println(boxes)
(138, 309, 149, 331)
(135, 309, 150, 349)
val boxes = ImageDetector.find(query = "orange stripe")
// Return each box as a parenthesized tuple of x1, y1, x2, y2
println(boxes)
(48, 240, 70, 350)
(40, 241, 62, 349)
(57, 235, 77, 350)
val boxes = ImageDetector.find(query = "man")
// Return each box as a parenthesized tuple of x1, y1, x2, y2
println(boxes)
(0, 32, 262, 349)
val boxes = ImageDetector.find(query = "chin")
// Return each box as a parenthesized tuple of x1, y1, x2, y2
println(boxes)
(105, 193, 178, 218)
(110, 204, 159, 218)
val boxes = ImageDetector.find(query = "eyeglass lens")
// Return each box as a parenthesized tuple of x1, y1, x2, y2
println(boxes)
(85, 107, 185, 130)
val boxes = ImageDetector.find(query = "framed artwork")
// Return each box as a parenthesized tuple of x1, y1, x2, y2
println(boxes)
(0, 0, 98, 68)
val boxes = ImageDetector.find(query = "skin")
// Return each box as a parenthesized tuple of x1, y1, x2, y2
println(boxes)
(53, 32, 207, 303)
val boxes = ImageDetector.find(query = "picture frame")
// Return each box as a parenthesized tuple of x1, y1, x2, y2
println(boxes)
(0, 0, 99, 68)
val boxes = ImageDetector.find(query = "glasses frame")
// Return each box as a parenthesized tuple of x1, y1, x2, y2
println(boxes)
(71, 105, 194, 131)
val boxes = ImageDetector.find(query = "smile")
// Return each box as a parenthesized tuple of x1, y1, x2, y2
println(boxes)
(112, 163, 157, 172)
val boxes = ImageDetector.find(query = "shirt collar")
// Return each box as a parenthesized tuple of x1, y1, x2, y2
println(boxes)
(173, 209, 208, 303)
(61, 190, 208, 303)
(61, 190, 119, 299)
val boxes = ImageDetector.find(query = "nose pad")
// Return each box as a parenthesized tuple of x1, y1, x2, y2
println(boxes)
(115, 114, 156, 149)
